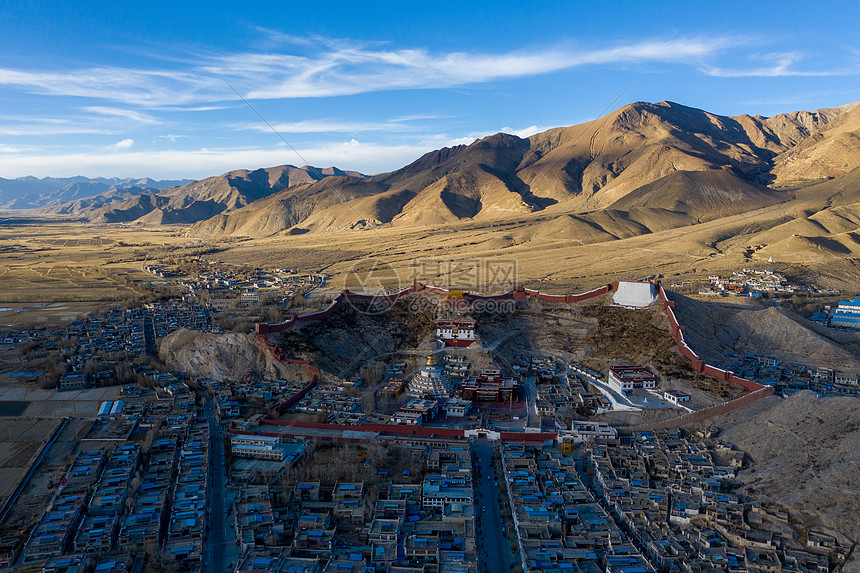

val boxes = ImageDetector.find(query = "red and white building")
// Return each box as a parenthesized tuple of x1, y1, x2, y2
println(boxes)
(435, 321, 476, 348)
(608, 366, 657, 395)
(461, 370, 517, 402)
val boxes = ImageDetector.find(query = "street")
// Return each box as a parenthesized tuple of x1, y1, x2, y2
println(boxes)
(142, 313, 156, 356)
(472, 439, 515, 573)
(203, 393, 226, 573)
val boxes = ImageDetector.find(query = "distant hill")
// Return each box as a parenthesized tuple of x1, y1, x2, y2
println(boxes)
(0, 176, 191, 209)
(189, 99, 860, 237)
(39, 165, 365, 224)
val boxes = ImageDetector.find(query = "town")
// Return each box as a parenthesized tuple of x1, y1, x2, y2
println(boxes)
(0, 270, 855, 573)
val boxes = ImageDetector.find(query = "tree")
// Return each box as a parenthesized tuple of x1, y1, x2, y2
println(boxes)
(38, 359, 64, 389)
(364, 362, 386, 387)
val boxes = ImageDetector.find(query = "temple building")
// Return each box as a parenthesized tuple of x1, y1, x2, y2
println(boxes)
(607, 366, 657, 395)
(461, 370, 517, 402)
(407, 355, 454, 399)
(435, 321, 476, 348)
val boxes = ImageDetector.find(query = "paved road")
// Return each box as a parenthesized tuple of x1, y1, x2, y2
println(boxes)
(472, 439, 514, 573)
(523, 374, 540, 426)
(203, 394, 226, 573)
(568, 363, 641, 412)
(142, 313, 156, 356)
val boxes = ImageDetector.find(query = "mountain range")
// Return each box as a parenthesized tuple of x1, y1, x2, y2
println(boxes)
(21, 100, 860, 252)
(0, 176, 193, 210)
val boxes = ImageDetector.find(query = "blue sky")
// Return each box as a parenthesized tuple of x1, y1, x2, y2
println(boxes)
(0, 0, 857, 179)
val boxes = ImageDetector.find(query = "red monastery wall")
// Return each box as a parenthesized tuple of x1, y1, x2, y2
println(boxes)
(251, 279, 773, 437)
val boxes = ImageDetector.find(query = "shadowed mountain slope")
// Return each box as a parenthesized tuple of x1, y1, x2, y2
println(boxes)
(192, 100, 860, 237)
(36, 100, 859, 250)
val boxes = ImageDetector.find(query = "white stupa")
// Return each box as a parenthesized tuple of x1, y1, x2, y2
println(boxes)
(407, 354, 453, 399)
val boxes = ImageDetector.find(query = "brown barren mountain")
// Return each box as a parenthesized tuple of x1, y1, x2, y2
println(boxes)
(188, 100, 860, 239)
(49, 164, 364, 224)
(37, 99, 860, 273)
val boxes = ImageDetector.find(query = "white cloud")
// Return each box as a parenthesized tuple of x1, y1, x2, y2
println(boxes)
(391, 113, 445, 122)
(500, 125, 548, 138)
(238, 118, 421, 134)
(444, 136, 478, 146)
(157, 105, 234, 112)
(0, 112, 147, 136)
(700, 52, 842, 78)
(222, 37, 736, 99)
(0, 122, 113, 136)
(0, 66, 226, 107)
(0, 141, 436, 179)
(0, 144, 40, 153)
(83, 106, 160, 124)
(111, 138, 135, 150)
(158, 134, 189, 142)
(0, 35, 767, 107)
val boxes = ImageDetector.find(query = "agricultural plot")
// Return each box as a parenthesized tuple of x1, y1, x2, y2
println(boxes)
(0, 223, 187, 304)
(0, 418, 61, 500)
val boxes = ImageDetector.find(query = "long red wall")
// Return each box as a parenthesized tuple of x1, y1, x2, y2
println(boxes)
(625, 386, 774, 432)
(654, 281, 767, 393)
(255, 281, 618, 335)
(269, 377, 318, 417)
(250, 279, 772, 441)
(257, 280, 764, 393)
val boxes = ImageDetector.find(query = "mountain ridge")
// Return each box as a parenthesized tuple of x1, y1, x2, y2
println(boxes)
(0, 175, 192, 210)
(192, 99, 860, 236)
(25, 99, 860, 244)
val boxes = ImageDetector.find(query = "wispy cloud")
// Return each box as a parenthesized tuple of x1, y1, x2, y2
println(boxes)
(237, 117, 429, 134)
(83, 106, 161, 124)
(158, 134, 189, 142)
(157, 105, 234, 112)
(0, 144, 41, 153)
(700, 52, 843, 77)
(391, 113, 446, 122)
(0, 111, 149, 136)
(0, 119, 114, 136)
(217, 37, 736, 99)
(0, 66, 225, 107)
(0, 141, 435, 179)
(0, 35, 775, 107)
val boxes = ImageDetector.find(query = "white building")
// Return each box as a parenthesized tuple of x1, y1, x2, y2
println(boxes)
(607, 366, 657, 395)
(230, 434, 297, 462)
(390, 411, 423, 425)
(422, 475, 473, 509)
(663, 390, 691, 405)
(571, 420, 617, 440)
(830, 298, 860, 329)
(444, 398, 471, 418)
(109, 400, 124, 418)
(240, 292, 261, 304)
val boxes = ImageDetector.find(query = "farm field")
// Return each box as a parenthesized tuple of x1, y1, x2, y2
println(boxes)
(0, 418, 61, 500)
(0, 219, 213, 317)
